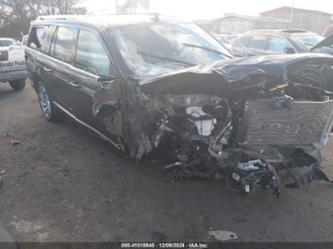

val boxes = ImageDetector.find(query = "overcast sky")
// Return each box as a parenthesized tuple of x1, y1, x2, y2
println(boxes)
(83, 0, 333, 20)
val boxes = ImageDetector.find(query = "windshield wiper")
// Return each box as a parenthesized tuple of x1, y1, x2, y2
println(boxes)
(182, 43, 227, 56)
(137, 50, 195, 67)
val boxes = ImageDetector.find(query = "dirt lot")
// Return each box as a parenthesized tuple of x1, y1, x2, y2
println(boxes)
(1, 82, 333, 242)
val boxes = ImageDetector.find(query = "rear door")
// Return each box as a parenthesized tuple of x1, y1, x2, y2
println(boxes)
(27, 25, 56, 93)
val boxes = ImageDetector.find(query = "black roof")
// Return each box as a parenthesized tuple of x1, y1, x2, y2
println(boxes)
(244, 29, 317, 36)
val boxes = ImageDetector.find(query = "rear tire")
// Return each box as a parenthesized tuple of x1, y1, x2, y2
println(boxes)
(9, 79, 26, 91)
(36, 82, 64, 122)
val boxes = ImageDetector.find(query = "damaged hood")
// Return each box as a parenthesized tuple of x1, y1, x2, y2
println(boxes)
(141, 53, 333, 95)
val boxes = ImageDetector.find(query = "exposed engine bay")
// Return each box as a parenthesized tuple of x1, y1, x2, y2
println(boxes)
(95, 54, 333, 197)
(147, 87, 332, 198)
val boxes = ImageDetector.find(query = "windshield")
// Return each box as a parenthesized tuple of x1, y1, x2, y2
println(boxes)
(111, 22, 232, 78)
(290, 33, 323, 50)
(0, 40, 14, 47)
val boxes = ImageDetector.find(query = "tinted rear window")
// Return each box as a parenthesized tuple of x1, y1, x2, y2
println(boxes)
(51, 26, 77, 63)
(247, 35, 268, 50)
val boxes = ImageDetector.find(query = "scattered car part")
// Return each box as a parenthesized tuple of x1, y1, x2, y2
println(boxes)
(8, 139, 21, 146)
(208, 230, 238, 241)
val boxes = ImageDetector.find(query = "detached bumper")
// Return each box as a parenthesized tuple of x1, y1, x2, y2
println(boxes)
(0, 68, 28, 82)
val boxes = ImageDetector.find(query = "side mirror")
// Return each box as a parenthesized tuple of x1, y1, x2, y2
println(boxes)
(284, 47, 296, 54)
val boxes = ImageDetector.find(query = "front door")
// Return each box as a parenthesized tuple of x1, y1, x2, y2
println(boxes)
(66, 28, 122, 139)
(47, 25, 78, 112)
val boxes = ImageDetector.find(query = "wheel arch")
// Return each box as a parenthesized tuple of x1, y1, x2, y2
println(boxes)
(300, 68, 328, 89)
(30, 72, 42, 89)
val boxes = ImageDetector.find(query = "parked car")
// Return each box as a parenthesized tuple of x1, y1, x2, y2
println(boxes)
(212, 33, 239, 50)
(26, 15, 333, 196)
(0, 37, 28, 90)
(232, 29, 333, 57)
(231, 30, 333, 89)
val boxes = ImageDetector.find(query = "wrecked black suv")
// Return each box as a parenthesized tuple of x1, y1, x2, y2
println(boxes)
(26, 15, 333, 197)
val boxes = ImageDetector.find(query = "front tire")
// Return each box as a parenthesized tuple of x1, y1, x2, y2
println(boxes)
(36, 83, 63, 122)
(302, 70, 326, 89)
(9, 79, 26, 91)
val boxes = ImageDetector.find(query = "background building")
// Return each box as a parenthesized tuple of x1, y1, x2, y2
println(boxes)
(261, 6, 333, 34)
(193, 19, 214, 32)
(210, 14, 290, 33)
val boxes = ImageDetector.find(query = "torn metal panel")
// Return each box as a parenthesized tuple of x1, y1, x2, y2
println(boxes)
(121, 83, 154, 159)
(92, 79, 122, 116)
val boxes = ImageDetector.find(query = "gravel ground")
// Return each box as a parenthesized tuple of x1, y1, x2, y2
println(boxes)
(0, 82, 333, 242)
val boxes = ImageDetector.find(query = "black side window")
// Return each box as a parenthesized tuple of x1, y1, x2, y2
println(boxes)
(28, 26, 54, 53)
(51, 26, 77, 63)
(268, 36, 294, 53)
(75, 30, 111, 76)
(247, 35, 268, 50)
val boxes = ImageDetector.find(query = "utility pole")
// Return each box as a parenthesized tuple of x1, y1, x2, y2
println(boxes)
(115, 0, 119, 14)
(289, 0, 295, 29)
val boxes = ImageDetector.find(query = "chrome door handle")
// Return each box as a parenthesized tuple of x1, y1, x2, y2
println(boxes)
(43, 67, 51, 72)
(68, 81, 81, 88)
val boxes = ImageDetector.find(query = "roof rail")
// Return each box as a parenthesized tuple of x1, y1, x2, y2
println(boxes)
(93, 12, 160, 16)
(37, 15, 89, 20)
(281, 29, 308, 33)
(37, 13, 161, 21)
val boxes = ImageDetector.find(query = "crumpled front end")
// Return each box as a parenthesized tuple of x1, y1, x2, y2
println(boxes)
(100, 54, 333, 197)
(144, 92, 333, 197)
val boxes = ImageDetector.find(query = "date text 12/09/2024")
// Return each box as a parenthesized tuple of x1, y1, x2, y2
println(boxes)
(120, 242, 209, 248)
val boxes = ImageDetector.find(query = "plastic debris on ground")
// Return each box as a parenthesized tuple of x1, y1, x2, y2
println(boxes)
(208, 230, 238, 241)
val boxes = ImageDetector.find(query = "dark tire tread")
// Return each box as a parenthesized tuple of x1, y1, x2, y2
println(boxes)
(9, 79, 26, 91)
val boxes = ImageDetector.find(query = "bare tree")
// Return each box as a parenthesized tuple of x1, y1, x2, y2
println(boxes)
(0, 0, 87, 37)
(41, 0, 87, 15)
(118, 0, 150, 14)
(0, 0, 86, 21)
